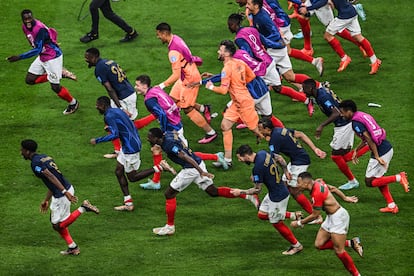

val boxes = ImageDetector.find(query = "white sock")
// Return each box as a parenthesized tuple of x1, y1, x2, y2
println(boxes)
(395, 174, 401, 182)
(224, 158, 232, 163)
(68, 242, 77, 248)
(70, 99, 77, 105)
(199, 105, 205, 112)
(207, 130, 216, 135)
(370, 55, 377, 64)
(388, 202, 396, 208)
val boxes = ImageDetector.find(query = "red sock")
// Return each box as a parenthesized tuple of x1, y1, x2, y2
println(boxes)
(280, 86, 306, 102)
(57, 86, 74, 102)
(289, 48, 313, 62)
(295, 193, 313, 214)
(166, 198, 176, 226)
(318, 239, 334, 250)
(152, 153, 162, 183)
(336, 251, 360, 276)
(59, 209, 81, 229)
(217, 187, 236, 198)
(58, 227, 74, 245)
(378, 185, 394, 204)
(359, 38, 375, 58)
(331, 155, 354, 180)
(258, 212, 269, 220)
(272, 221, 298, 244)
(35, 74, 48, 84)
(112, 138, 121, 152)
(343, 145, 370, 162)
(338, 29, 359, 46)
(134, 114, 156, 129)
(371, 175, 397, 187)
(195, 152, 218, 161)
(328, 38, 346, 58)
(345, 240, 351, 247)
(294, 73, 311, 84)
(297, 17, 312, 50)
(271, 115, 284, 128)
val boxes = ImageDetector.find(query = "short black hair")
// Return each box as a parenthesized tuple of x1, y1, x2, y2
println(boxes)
(156, 22, 171, 32)
(86, 47, 100, 58)
(298, 171, 313, 180)
(149, 128, 163, 139)
(338, 99, 357, 113)
(21, 139, 37, 152)
(220, 40, 236, 56)
(135, 75, 151, 86)
(258, 117, 274, 130)
(236, 144, 253, 156)
(228, 13, 244, 25)
(251, 0, 263, 9)
(96, 96, 110, 107)
(21, 9, 32, 19)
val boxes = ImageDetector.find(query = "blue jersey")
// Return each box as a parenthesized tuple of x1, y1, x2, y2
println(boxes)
(266, 0, 290, 27)
(269, 128, 310, 165)
(252, 150, 290, 202)
(95, 58, 135, 100)
(252, 9, 285, 49)
(306, 0, 330, 11)
(352, 121, 392, 157)
(315, 87, 349, 127)
(161, 131, 202, 169)
(313, 0, 356, 18)
(95, 108, 141, 154)
(31, 153, 71, 198)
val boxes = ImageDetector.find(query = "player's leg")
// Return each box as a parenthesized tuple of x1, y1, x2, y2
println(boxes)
(140, 145, 163, 190)
(351, 29, 381, 74)
(26, 57, 49, 85)
(332, 233, 360, 276)
(113, 159, 135, 211)
(325, 18, 351, 72)
(79, 0, 102, 42)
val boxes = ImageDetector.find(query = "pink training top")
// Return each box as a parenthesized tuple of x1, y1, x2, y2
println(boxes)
(168, 34, 203, 66)
(262, 0, 285, 28)
(145, 86, 181, 126)
(352, 111, 386, 145)
(233, 49, 266, 76)
(22, 19, 58, 62)
(235, 27, 273, 76)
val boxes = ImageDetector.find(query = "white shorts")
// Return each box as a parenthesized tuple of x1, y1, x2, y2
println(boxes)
(117, 150, 141, 173)
(267, 47, 292, 76)
(169, 161, 213, 192)
(279, 25, 293, 45)
(28, 55, 63, 84)
(282, 163, 309, 187)
(326, 15, 361, 36)
(262, 59, 281, 86)
(321, 206, 349, 235)
(259, 194, 290, 223)
(365, 148, 393, 178)
(254, 92, 272, 116)
(50, 185, 74, 224)
(110, 92, 138, 120)
(330, 123, 354, 151)
(305, 0, 334, 26)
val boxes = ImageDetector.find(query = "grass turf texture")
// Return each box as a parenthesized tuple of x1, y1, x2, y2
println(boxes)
(0, 0, 413, 275)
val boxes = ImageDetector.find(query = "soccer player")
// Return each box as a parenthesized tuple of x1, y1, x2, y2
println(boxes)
(339, 100, 410, 213)
(302, 79, 369, 190)
(205, 40, 264, 168)
(147, 128, 260, 236)
(85, 47, 155, 158)
(90, 96, 176, 211)
(299, 0, 381, 74)
(79, 0, 138, 43)
(20, 139, 99, 256)
(7, 9, 79, 115)
(155, 23, 217, 144)
(232, 145, 304, 255)
(292, 172, 363, 276)
(258, 118, 326, 219)
(227, 13, 315, 116)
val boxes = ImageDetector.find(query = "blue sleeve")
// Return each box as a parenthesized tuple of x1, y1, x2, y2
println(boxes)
(288, 0, 302, 5)
(145, 98, 168, 132)
(95, 63, 109, 84)
(257, 18, 284, 49)
(19, 28, 48, 59)
(252, 154, 265, 184)
(95, 114, 119, 143)
(308, 0, 328, 11)
(235, 38, 254, 57)
(201, 74, 221, 85)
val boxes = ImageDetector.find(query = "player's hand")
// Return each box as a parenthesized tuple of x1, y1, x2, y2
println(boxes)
(123, 109, 132, 117)
(90, 138, 97, 145)
(345, 196, 358, 203)
(150, 144, 162, 155)
(230, 188, 242, 197)
(205, 81, 214, 90)
(351, 150, 359, 165)
(377, 157, 387, 167)
(314, 148, 326, 159)
(7, 55, 20, 62)
(285, 171, 292, 181)
(201, 171, 214, 179)
(290, 220, 303, 228)
(315, 126, 323, 139)
(40, 200, 49, 213)
(201, 72, 213, 78)
(298, 6, 307, 15)
(186, 82, 201, 88)
(65, 192, 78, 204)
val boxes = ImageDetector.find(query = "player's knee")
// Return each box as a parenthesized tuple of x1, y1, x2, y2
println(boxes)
(257, 212, 268, 220)
(365, 177, 374, 187)
(51, 84, 61, 93)
(182, 106, 194, 114)
(271, 85, 282, 94)
(205, 185, 218, 197)
(52, 223, 61, 232)
(25, 77, 36, 85)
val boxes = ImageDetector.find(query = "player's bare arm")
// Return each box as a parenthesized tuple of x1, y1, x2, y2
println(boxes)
(40, 190, 53, 213)
(316, 107, 341, 138)
(42, 169, 78, 203)
(178, 151, 213, 178)
(231, 183, 262, 196)
(328, 184, 358, 203)
(294, 130, 326, 159)
(273, 153, 291, 180)
(362, 131, 385, 166)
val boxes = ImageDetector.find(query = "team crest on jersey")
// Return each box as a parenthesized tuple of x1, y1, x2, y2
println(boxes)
(35, 166, 42, 173)
(253, 175, 259, 182)
(170, 55, 177, 63)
